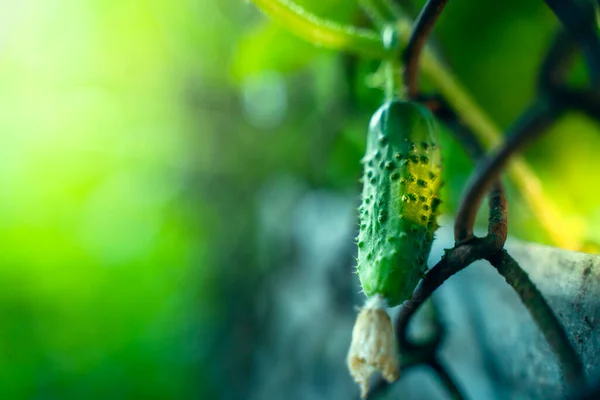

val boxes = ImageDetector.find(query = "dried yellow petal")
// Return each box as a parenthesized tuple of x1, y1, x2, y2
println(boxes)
(346, 295, 400, 398)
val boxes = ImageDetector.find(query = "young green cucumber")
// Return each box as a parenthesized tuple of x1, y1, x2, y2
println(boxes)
(357, 100, 442, 307)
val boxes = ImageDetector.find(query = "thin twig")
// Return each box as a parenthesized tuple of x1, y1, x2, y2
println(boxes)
(485, 183, 508, 248)
(403, 0, 450, 98)
(361, 331, 443, 399)
(365, 50, 593, 400)
(418, 94, 508, 247)
(252, 0, 587, 249)
(543, 0, 600, 87)
(486, 250, 586, 386)
(365, 334, 465, 400)
(453, 98, 562, 244)
(364, 300, 446, 399)
(537, 29, 600, 121)
(388, 239, 584, 393)
(421, 50, 581, 249)
(556, 87, 600, 120)
(366, 90, 508, 399)
(539, 30, 577, 91)
(395, 239, 490, 349)
(365, 4, 590, 397)
(429, 357, 466, 400)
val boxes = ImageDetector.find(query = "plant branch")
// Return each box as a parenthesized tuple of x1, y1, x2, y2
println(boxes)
(539, 30, 577, 91)
(361, 331, 443, 399)
(364, 299, 448, 399)
(419, 50, 582, 249)
(543, 0, 600, 87)
(556, 86, 600, 120)
(395, 239, 491, 349)
(429, 357, 465, 400)
(251, 0, 585, 249)
(365, 85, 584, 398)
(538, 30, 600, 120)
(360, 3, 585, 395)
(486, 250, 586, 386)
(390, 89, 508, 345)
(454, 98, 562, 244)
(366, 100, 505, 397)
(388, 241, 583, 393)
(486, 181, 508, 249)
(403, 0, 450, 98)
(418, 94, 507, 247)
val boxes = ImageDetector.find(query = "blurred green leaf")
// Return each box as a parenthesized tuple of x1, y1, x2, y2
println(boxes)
(233, 0, 371, 80)
(233, 23, 323, 80)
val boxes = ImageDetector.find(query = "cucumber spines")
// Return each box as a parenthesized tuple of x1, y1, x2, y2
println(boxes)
(357, 101, 442, 307)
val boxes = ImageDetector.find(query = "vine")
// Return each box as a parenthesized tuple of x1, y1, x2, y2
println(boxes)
(248, 0, 600, 398)
(249, 0, 589, 250)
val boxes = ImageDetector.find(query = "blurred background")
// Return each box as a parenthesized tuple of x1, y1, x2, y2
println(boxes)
(1, 0, 599, 399)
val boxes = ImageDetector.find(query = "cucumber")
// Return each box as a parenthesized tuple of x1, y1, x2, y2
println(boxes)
(357, 100, 442, 307)
(348, 101, 443, 397)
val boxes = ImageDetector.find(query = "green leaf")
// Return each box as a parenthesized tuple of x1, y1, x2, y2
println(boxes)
(232, 23, 322, 80)
(248, 0, 387, 59)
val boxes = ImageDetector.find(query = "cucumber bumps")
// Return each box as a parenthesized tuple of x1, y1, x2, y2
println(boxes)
(347, 101, 442, 397)
(358, 100, 442, 306)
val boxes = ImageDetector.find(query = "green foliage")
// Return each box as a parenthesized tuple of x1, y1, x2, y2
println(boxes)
(233, 0, 363, 79)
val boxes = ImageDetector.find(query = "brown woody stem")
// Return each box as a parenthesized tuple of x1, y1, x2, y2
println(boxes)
(403, 0, 449, 98)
